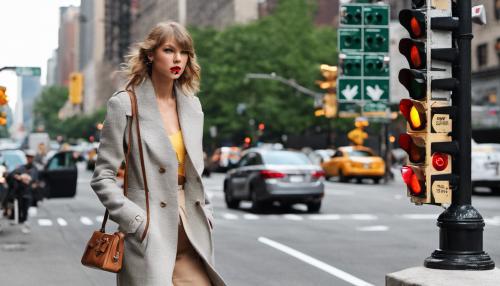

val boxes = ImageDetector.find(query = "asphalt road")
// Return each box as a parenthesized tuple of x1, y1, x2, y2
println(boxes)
(0, 164, 499, 286)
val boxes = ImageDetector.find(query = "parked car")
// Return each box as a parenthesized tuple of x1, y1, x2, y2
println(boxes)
(471, 140, 500, 194)
(223, 149, 325, 213)
(321, 146, 385, 184)
(308, 149, 335, 165)
(210, 146, 241, 172)
(0, 149, 78, 199)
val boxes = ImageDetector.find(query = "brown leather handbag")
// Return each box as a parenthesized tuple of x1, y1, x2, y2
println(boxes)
(81, 90, 150, 273)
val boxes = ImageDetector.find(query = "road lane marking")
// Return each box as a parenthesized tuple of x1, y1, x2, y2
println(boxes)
(258, 237, 374, 286)
(485, 217, 500, 226)
(38, 219, 53, 226)
(80, 216, 94, 225)
(308, 214, 341, 220)
(222, 213, 239, 220)
(356, 225, 389, 232)
(243, 214, 260, 220)
(401, 214, 437, 220)
(283, 214, 303, 221)
(349, 214, 378, 220)
(57, 218, 68, 226)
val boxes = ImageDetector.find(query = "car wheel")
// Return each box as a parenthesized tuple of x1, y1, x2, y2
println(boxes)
(356, 178, 362, 184)
(339, 170, 348, 183)
(251, 188, 266, 211)
(373, 178, 380, 184)
(307, 201, 321, 213)
(224, 182, 240, 209)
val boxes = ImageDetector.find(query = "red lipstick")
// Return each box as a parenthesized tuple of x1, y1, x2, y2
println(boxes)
(170, 66, 181, 75)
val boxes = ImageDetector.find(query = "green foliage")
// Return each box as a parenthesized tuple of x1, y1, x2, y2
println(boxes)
(33, 85, 106, 140)
(189, 0, 340, 145)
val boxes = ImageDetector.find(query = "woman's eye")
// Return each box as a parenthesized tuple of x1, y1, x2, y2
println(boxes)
(163, 48, 174, 53)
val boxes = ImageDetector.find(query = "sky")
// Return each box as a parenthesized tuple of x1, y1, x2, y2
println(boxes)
(0, 0, 81, 110)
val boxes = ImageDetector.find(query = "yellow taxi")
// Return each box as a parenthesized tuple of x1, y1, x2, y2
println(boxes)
(321, 146, 385, 184)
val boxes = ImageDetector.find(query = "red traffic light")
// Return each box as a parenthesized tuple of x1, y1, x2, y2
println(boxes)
(401, 166, 425, 197)
(258, 123, 265, 131)
(399, 133, 425, 164)
(399, 39, 426, 69)
(399, 99, 426, 131)
(399, 10, 426, 39)
(432, 152, 449, 171)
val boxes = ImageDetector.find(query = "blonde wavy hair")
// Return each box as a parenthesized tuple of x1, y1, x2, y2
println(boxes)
(123, 21, 201, 95)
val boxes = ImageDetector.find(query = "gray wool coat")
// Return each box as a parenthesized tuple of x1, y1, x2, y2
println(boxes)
(91, 79, 226, 286)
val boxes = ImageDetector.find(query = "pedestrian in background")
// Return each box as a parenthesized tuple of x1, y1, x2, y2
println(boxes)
(8, 150, 39, 234)
(91, 21, 225, 286)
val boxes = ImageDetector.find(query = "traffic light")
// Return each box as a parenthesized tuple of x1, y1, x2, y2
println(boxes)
(0, 112, 7, 126)
(398, 0, 459, 205)
(316, 65, 338, 118)
(69, 72, 83, 105)
(0, 86, 8, 106)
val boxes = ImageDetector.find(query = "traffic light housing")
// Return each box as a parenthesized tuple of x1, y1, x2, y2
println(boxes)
(0, 86, 8, 106)
(69, 72, 83, 105)
(0, 112, 7, 126)
(316, 65, 338, 118)
(398, 0, 459, 205)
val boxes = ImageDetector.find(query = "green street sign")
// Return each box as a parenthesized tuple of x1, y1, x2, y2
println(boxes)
(364, 55, 389, 77)
(339, 28, 362, 52)
(15, 67, 41, 77)
(364, 79, 389, 102)
(339, 102, 361, 118)
(364, 28, 389, 53)
(340, 54, 362, 76)
(340, 4, 362, 25)
(363, 102, 388, 118)
(363, 6, 389, 26)
(338, 79, 362, 102)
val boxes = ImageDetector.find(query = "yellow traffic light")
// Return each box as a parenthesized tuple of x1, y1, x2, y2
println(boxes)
(323, 93, 337, 118)
(69, 72, 83, 105)
(0, 111, 7, 126)
(0, 86, 8, 106)
(316, 65, 338, 90)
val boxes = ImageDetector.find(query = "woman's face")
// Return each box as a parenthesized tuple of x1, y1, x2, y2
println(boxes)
(149, 39, 189, 81)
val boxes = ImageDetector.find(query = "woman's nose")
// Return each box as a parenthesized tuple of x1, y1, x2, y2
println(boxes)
(173, 52, 181, 63)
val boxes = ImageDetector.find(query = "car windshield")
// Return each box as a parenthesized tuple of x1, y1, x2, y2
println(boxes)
(262, 151, 311, 165)
(348, 150, 373, 157)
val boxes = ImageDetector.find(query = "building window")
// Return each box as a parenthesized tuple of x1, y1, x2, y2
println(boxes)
(496, 0, 500, 20)
(477, 44, 488, 67)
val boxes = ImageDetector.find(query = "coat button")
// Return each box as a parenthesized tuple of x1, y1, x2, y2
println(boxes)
(158, 167, 166, 173)
(195, 200, 201, 206)
(160, 201, 167, 208)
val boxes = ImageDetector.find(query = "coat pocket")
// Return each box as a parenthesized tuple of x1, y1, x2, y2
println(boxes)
(196, 201, 214, 231)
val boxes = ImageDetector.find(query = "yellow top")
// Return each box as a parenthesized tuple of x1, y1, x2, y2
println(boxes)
(168, 130, 186, 176)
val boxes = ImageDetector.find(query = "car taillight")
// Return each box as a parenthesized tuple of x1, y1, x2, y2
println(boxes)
(312, 170, 325, 179)
(260, 170, 285, 179)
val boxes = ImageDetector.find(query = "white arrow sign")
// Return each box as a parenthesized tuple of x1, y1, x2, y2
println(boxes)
(341, 84, 359, 101)
(366, 84, 384, 101)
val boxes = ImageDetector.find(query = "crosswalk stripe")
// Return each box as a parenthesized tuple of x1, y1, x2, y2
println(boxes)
(349, 214, 378, 220)
(309, 214, 341, 220)
(222, 213, 239, 220)
(283, 214, 303, 221)
(38, 219, 53, 226)
(57, 218, 68, 226)
(243, 214, 260, 220)
(357, 225, 389, 232)
(80, 217, 94, 225)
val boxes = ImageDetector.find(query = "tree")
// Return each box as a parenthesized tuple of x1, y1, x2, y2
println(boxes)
(189, 0, 339, 146)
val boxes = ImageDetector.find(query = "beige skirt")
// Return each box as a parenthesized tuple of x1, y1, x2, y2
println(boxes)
(172, 186, 212, 286)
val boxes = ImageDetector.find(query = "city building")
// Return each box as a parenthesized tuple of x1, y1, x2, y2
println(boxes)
(56, 6, 80, 87)
(471, 0, 500, 127)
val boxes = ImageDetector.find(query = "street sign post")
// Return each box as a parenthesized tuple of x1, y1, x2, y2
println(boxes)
(15, 67, 41, 77)
(337, 2, 390, 118)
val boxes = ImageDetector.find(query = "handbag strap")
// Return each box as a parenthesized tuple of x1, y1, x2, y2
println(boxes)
(100, 90, 150, 243)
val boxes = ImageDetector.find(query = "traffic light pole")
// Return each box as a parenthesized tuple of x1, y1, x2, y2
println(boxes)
(424, 0, 495, 270)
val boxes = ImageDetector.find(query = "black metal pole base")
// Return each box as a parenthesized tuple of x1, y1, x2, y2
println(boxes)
(424, 205, 495, 270)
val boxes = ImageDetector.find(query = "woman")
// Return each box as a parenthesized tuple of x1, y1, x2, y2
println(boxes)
(91, 21, 226, 286)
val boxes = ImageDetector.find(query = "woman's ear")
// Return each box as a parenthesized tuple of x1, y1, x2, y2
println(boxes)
(146, 51, 154, 62)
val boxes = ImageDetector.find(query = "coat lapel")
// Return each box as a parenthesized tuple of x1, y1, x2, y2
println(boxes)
(133, 79, 204, 177)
